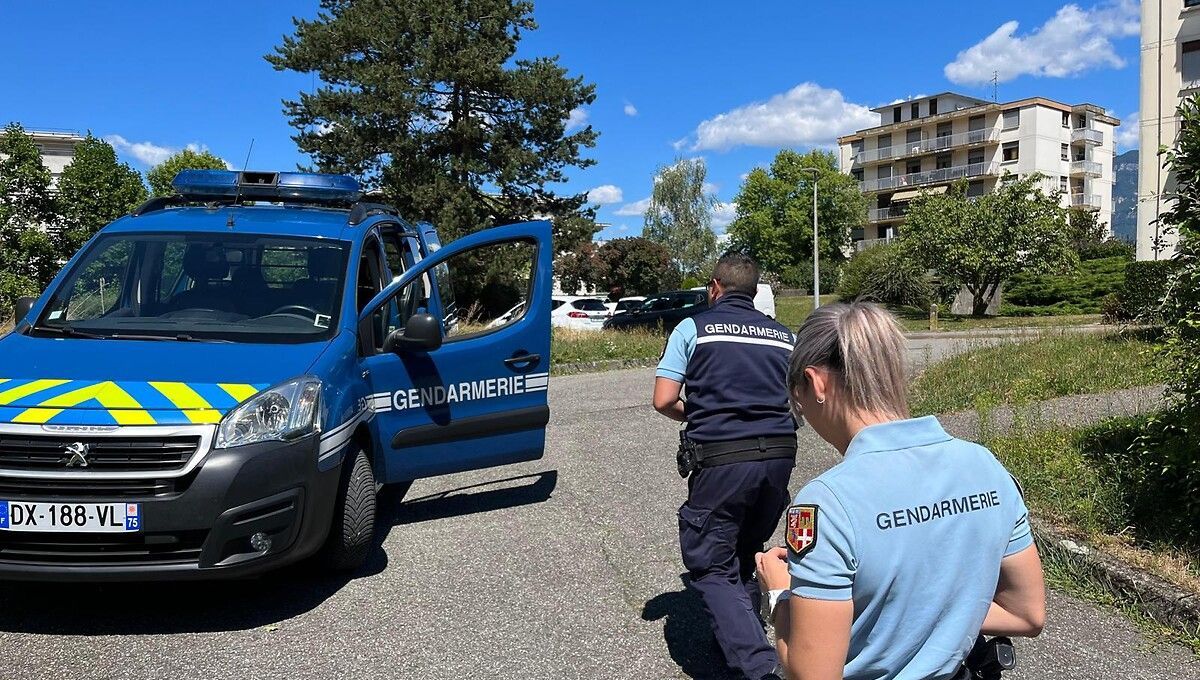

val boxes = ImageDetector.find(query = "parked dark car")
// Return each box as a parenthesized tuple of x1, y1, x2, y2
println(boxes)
(602, 289, 708, 334)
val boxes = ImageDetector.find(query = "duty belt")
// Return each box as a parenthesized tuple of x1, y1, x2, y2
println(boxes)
(692, 435, 797, 468)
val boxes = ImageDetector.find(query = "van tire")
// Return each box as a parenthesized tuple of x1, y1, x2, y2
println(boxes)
(321, 446, 377, 572)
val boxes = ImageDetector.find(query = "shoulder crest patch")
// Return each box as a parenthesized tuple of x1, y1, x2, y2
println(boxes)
(786, 504, 818, 557)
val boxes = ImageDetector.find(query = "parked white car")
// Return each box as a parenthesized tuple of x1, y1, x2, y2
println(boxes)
(551, 296, 609, 331)
(605, 296, 645, 316)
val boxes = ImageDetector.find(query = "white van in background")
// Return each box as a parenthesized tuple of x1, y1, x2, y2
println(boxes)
(688, 283, 777, 319)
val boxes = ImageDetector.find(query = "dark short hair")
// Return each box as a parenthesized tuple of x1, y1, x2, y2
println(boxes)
(712, 251, 760, 296)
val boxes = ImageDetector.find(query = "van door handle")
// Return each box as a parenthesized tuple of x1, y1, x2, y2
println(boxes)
(504, 353, 541, 367)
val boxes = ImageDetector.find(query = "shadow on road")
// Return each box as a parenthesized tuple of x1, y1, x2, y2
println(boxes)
(0, 470, 559, 636)
(642, 574, 737, 680)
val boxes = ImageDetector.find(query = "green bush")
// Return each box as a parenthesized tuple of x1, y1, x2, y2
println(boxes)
(1078, 239, 1135, 261)
(1115, 259, 1181, 322)
(777, 260, 841, 294)
(1002, 256, 1127, 315)
(837, 243, 930, 307)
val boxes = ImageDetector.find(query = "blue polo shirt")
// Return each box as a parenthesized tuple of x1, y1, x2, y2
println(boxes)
(786, 417, 1032, 680)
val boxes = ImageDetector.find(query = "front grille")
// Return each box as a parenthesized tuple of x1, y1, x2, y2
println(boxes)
(0, 434, 200, 473)
(0, 475, 189, 499)
(0, 530, 206, 565)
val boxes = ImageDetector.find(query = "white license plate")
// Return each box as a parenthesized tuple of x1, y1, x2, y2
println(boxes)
(0, 501, 141, 533)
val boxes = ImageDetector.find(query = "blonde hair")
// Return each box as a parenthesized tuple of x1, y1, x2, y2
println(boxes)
(788, 302, 910, 420)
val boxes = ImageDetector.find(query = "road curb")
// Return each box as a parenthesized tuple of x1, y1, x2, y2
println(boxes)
(551, 357, 659, 376)
(1034, 520, 1200, 636)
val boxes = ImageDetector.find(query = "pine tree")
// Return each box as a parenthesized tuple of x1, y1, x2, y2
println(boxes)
(56, 134, 147, 255)
(266, 0, 598, 247)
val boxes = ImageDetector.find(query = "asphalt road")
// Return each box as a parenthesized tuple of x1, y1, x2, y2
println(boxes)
(1, 336, 1198, 679)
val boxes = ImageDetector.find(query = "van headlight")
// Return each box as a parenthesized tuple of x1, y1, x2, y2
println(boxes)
(215, 377, 322, 449)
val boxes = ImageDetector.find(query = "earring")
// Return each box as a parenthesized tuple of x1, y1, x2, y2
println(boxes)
(816, 397, 826, 405)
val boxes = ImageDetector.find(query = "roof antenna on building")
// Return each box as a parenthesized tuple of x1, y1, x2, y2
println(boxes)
(227, 138, 255, 228)
(991, 71, 999, 103)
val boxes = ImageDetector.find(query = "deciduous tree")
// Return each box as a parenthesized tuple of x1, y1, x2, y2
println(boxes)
(146, 148, 228, 198)
(726, 150, 865, 285)
(266, 0, 598, 250)
(902, 175, 1075, 316)
(0, 123, 58, 317)
(643, 158, 717, 280)
(56, 134, 147, 255)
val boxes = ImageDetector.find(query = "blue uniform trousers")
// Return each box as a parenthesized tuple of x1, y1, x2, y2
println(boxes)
(678, 458, 794, 680)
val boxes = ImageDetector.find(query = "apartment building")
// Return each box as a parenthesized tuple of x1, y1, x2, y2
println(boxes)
(28, 129, 84, 190)
(837, 93, 1118, 251)
(1138, 0, 1200, 260)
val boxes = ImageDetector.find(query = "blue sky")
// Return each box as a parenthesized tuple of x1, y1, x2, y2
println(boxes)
(2, 1, 1141, 241)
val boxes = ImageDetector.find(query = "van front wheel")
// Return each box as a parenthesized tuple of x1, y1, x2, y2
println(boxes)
(321, 446, 377, 572)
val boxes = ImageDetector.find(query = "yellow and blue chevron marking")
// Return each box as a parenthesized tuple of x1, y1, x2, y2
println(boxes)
(0, 378, 267, 426)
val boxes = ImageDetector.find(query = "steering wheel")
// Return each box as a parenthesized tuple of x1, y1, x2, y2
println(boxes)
(269, 305, 321, 319)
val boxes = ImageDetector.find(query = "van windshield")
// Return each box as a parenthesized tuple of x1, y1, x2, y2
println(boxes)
(32, 233, 349, 344)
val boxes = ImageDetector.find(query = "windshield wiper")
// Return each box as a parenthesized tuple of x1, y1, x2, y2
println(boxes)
(33, 325, 107, 339)
(108, 333, 233, 343)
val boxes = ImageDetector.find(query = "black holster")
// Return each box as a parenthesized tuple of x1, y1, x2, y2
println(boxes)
(963, 635, 1016, 680)
(676, 431, 698, 478)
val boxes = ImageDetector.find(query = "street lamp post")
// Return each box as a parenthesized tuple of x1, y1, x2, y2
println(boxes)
(802, 168, 821, 309)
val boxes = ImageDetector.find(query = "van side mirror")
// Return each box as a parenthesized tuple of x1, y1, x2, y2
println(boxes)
(383, 312, 443, 354)
(14, 297, 35, 323)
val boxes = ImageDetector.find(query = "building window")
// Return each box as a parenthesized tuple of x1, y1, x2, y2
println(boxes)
(1062, 112, 1070, 128)
(1002, 142, 1019, 162)
(1188, 0, 1200, 7)
(851, 140, 864, 157)
(878, 134, 892, 158)
(851, 169, 864, 182)
(893, 107, 902, 123)
(877, 166, 892, 179)
(1060, 143, 1069, 161)
(1184, 41, 1200, 89)
(929, 98, 938, 115)
(1059, 176, 1069, 193)
(968, 149, 985, 165)
(906, 128, 922, 145)
(911, 102, 920, 120)
(906, 159, 921, 175)
(1002, 109, 1020, 130)
(936, 154, 952, 170)
(966, 180, 986, 198)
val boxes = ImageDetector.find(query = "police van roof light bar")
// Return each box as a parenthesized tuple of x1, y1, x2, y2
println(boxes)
(171, 170, 362, 205)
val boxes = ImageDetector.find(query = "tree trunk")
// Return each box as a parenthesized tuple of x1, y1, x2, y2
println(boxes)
(971, 282, 997, 317)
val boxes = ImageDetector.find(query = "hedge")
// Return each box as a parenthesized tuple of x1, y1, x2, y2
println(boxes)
(1002, 256, 1128, 316)
(1114, 259, 1181, 322)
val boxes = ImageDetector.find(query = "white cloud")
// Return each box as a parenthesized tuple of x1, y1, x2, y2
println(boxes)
(587, 184, 624, 205)
(616, 225, 629, 232)
(686, 82, 877, 152)
(624, 101, 638, 116)
(712, 202, 738, 232)
(614, 197, 652, 216)
(944, 0, 1139, 85)
(565, 107, 589, 132)
(702, 181, 719, 194)
(1114, 112, 1140, 150)
(105, 135, 228, 168)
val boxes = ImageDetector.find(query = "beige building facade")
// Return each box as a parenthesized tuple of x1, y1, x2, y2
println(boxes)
(838, 93, 1118, 252)
(1137, 0, 1200, 260)
(29, 129, 85, 190)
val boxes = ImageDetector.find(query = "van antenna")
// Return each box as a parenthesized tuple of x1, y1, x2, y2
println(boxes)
(227, 138, 255, 228)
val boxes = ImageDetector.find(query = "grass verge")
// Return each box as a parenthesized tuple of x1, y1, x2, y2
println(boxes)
(551, 327, 665, 366)
(893, 310, 1102, 333)
(910, 331, 1163, 415)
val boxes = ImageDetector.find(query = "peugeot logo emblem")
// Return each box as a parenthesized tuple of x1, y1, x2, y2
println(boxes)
(63, 442, 91, 468)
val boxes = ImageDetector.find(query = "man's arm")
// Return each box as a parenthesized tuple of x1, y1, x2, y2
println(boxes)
(652, 318, 696, 421)
(653, 377, 686, 422)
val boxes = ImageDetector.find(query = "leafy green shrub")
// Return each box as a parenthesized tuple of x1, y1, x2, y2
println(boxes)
(680, 276, 703, 290)
(1078, 239, 1135, 261)
(1003, 256, 1126, 315)
(777, 260, 841, 294)
(1116, 259, 1181, 322)
(1100, 293, 1123, 324)
(837, 243, 930, 307)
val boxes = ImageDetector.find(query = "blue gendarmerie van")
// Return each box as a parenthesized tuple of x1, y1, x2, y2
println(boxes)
(0, 170, 552, 580)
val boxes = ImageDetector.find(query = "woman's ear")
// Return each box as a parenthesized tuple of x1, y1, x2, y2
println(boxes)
(805, 366, 829, 404)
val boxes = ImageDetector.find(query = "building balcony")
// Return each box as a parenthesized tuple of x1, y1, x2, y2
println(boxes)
(859, 161, 1000, 193)
(853, 128, 999, 165)
(855, 236, 898, 253)
(1071, 128, 1103, 145)
(1069, 160, 1102, 177)
(868, 206, 906, 222)
(1070, 193, 1102, 210)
